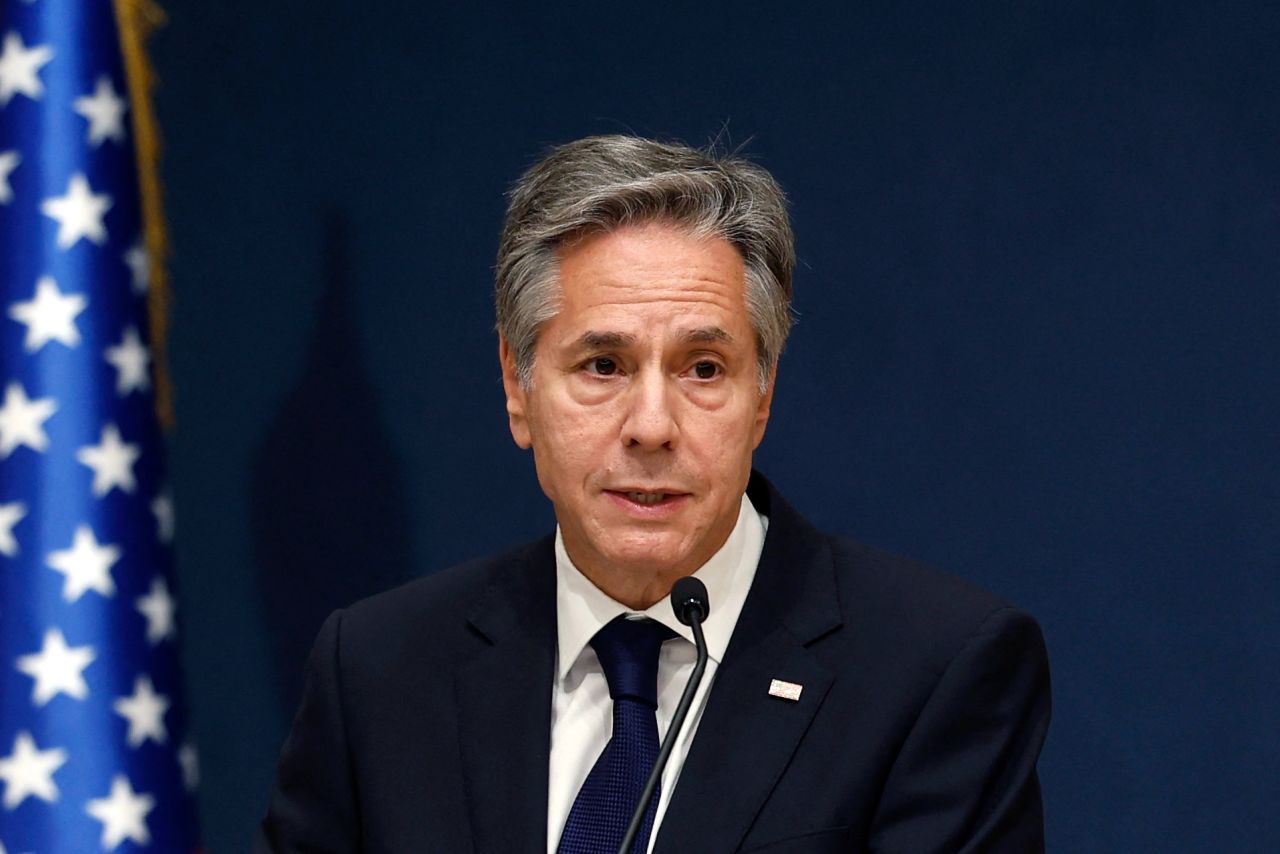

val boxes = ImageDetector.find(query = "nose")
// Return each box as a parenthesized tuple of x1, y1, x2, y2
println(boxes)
(620, 369, 678, 450)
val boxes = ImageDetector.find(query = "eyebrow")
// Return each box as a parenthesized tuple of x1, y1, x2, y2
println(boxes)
(571, 327, 734, 350)
(575, 331, 636, 350)
(678, 326, 734, 345)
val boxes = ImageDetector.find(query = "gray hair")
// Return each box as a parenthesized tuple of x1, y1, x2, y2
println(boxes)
(495, 135, 795, 392)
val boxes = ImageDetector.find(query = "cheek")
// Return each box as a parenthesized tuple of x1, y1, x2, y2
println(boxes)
(530, 409, 611, 492)
(697, 401, 763, 450)
(686, 407, 763, 483)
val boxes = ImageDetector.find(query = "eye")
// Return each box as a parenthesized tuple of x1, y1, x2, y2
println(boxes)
(692, 361, 719, 380)
(587, 357, 618, 376)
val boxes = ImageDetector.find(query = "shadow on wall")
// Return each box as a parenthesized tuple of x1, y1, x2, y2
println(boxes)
(251, 215, 415, 718)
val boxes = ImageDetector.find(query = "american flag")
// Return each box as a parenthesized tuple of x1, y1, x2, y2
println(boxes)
(0, 0, 200, 850)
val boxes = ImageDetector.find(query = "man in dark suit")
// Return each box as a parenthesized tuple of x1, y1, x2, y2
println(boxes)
(257, 135, 1050, 853)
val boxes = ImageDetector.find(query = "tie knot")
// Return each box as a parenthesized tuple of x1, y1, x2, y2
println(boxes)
(590, 616, 676, 707)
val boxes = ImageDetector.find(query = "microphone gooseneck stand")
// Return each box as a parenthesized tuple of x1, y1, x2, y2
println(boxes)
(615, 577, 711, 854)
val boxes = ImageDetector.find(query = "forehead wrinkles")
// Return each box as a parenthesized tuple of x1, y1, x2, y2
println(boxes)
(548, 223, 752, 341)
(571, 278, 744, 311)
(554, 296, 746, 351)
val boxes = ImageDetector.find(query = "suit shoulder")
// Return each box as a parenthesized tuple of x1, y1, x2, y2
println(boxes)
(828, 535, 1011, 611)
(824, 534, 1037, 658)
(335, 536, 551, 649)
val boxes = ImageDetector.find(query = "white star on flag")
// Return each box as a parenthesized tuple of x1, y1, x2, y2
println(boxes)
(0, 31, 54, 106)
(7, 275, 87, 352)
(73, 75, 127, 146)
(46, 524, 121, 602)
(104, 326, 151, 395)
(177, 742, 199, 792)
(0, 382, 57, 458)
(0, 149, 19, 204)
(85, 775, 154, 849)
(150, 492, 175, 543)
(15, 628, 95, 706)
(123, 241, 149, 293)
(39, 172, 112, 249)
(0, 501, 26, 557)
(75, 423, 140, 497)
(135, 577, 176, 645)
(112, 676, 170, 748)
(0, 730, 67, 809)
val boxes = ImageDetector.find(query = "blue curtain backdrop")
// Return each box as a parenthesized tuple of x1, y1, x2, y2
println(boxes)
(151, 2, 1278, 851)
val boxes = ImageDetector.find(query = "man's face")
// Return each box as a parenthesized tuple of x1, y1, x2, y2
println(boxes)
(500, 222, 774, 603)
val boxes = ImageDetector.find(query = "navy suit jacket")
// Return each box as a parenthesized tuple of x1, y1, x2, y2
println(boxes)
(257, 472, 1051, 852)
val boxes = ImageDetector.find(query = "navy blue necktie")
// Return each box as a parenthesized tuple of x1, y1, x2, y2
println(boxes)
(558, 616, 677, 854)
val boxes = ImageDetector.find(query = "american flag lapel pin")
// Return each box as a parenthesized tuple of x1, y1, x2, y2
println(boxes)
(768, 679, 804, 702)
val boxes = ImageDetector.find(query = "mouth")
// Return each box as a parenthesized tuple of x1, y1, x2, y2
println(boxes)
(620, 491, 674, 505)
(603, 488, 691, 515)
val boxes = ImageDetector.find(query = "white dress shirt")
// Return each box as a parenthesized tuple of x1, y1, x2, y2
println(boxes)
(546, 494, 768, 854)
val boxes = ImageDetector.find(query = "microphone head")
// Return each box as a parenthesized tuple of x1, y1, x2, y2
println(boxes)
(670, 576, 710, 626)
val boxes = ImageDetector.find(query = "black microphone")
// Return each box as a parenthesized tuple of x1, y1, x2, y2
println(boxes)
(617, 577, 711, 854)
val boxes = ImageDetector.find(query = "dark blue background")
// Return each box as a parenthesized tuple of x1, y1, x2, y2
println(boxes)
(151, 2, 1279, 851)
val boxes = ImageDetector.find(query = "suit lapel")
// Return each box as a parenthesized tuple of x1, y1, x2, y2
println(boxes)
(455, 538, 558, 854)
(450, 475, 840, 853)
(654, 474, 843, 853)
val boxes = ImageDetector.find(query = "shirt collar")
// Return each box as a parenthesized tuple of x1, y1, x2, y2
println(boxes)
(554, 493, 767, 683)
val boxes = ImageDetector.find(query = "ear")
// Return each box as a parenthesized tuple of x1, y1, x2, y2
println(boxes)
(751, 364, 777, 449)
(499, 336, 533, 449)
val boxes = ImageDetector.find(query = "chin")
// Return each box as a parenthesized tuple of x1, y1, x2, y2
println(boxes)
(601, 535, 691, 575)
